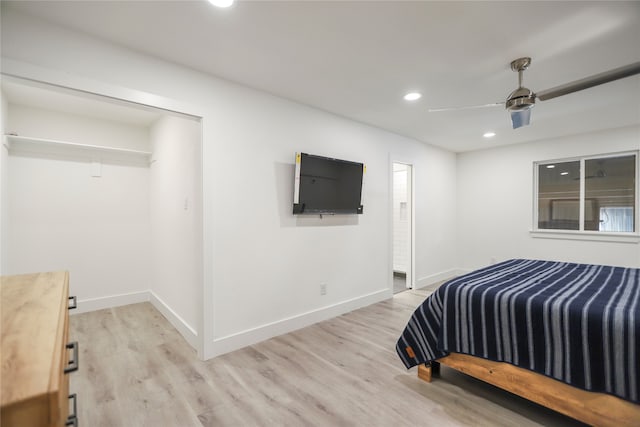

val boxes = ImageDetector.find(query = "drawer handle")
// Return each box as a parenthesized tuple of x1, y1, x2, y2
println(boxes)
(68, 296, 77, 310)
(64, 342, 79, 374)
(66, 393, 78, 426)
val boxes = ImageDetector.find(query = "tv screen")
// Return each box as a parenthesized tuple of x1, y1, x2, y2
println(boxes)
(293, 152, 364, 214)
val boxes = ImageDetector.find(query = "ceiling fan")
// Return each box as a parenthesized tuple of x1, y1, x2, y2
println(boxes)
(428, 57, 640, 129)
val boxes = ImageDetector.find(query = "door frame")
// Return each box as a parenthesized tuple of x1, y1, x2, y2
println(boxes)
(390, 158, 415, 291)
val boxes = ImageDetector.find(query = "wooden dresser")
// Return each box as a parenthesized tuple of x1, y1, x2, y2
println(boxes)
(1, 271, 78, 426)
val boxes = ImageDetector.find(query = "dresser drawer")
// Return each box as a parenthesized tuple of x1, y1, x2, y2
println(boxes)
(1, 271, 78, 427)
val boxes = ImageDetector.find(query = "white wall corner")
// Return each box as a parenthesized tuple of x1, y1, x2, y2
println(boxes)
(149, 290, 199, 350)
(71, 290, 150, 315)
(210, 288, 391, 359)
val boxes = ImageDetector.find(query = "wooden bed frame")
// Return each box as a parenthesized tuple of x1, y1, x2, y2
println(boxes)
(417, 353, 640, 427)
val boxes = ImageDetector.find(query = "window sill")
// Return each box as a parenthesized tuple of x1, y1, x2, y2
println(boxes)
(530, 230, 640, 243)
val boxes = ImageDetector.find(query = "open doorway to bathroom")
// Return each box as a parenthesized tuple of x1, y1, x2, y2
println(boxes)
(392, 162, 413, 294)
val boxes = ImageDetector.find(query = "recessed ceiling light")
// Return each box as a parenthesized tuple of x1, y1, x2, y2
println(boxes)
(403, 92, 422, 101)
(483, 132, 496, 138)
(560, 171, 569, 175)
(208, 0, 234, 7)
(546, 165, 555, 169)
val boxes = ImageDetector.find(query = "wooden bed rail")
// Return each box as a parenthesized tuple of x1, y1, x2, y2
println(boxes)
(417, 353, 640, 427)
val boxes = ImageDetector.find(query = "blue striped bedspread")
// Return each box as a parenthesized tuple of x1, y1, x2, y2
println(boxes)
(396, 259, 640, 403)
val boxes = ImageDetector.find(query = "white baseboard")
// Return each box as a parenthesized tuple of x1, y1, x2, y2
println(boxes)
(149, 291, 198, 349)
(415, 268, 464, 289)
(211, 288, 392, 358)
(72, 290, 149, 314)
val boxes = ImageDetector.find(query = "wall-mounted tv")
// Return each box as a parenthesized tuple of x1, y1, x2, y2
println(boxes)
(293, 152, 364, 215)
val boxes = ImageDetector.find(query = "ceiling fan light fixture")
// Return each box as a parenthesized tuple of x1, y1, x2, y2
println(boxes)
(430, 56, 640, 133)
(510, 108, 532, 129)
(505, 56, 535, 128)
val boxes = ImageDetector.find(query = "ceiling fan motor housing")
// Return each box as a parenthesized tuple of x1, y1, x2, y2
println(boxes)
(506, 87, 536, 111)
(506, 57, 536, 111)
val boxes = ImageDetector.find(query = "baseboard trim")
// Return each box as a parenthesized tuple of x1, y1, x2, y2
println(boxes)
(149, 291, 198, 349)
(415, 268, 462, 289)
(72, 290, 149, 314)
(210, 288, 391, 358)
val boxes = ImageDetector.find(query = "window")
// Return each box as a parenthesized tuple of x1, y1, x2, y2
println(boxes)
(535, 153, 637, 234)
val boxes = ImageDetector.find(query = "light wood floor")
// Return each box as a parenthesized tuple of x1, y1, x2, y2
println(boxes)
(69, 289, 585, 426)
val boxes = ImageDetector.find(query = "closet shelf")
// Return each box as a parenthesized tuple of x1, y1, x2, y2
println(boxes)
(4, 135, 152, 163)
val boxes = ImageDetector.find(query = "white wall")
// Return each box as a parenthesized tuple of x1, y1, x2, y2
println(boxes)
(0, 8, 458, 358)
(209, 98, 457, 343)
(149, 115, 202, 345)
(5, 104, 152, 307)
(414, 149, 458, 285)
(457, 125, 640, 271)
(0, 90, 8, 275)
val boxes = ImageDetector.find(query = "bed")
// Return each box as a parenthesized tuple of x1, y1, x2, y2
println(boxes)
(396, 259, 640, 426)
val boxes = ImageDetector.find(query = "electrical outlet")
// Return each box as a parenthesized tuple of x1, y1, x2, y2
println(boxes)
(320, 283, 327, 295)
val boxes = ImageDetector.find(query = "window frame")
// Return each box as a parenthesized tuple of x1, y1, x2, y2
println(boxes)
(531, 150, 640, 243)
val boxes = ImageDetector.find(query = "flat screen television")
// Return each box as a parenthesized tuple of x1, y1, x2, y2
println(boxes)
(293, 152, 364, 215)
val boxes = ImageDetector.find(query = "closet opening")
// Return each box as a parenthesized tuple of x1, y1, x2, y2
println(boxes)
(1, 77, 204, 356)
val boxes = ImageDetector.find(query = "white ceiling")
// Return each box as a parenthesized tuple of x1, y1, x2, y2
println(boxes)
(3, 1, 640, 152)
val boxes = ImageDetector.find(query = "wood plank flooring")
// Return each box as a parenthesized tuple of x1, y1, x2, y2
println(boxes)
(69, 289, 585, 426)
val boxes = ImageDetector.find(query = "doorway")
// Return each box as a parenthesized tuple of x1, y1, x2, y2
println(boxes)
(392, 162, 413, 293)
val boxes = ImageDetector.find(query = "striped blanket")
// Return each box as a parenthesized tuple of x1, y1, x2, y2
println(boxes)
(396, 259, 640, 403)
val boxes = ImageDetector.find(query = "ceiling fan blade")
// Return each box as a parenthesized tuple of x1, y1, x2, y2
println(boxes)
(428, 102, 503, 112)
(537, 61, 640, 101)
(510, 109, 532, 129)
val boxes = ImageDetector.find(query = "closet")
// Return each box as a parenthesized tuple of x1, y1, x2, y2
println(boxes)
(1, 80, 202, 351)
